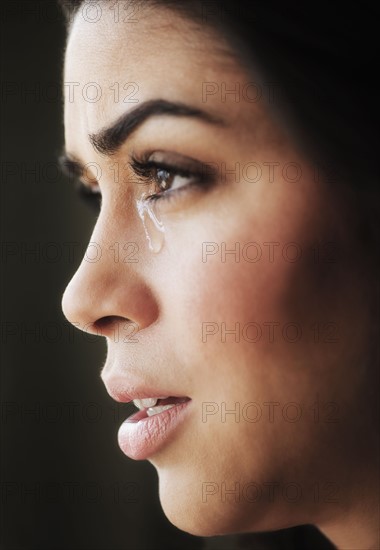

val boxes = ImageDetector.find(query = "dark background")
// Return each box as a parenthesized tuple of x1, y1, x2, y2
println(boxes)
(0, 1, 334, 549)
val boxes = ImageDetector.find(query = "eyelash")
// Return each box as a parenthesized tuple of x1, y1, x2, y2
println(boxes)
(129, 155, 213, 203)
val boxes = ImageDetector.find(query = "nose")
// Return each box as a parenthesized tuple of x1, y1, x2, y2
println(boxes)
(61, 216, 159, 339)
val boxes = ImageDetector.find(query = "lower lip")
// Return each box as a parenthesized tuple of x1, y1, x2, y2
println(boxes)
(118, 400, 191, 460)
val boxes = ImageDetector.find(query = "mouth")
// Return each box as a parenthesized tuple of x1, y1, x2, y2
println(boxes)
(132, 396, 191, 418)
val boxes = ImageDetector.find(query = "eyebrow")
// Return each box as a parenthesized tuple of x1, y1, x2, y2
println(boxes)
(59, 98, 225, 175)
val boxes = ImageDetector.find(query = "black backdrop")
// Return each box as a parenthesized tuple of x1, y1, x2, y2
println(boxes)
(0, 2, 334, 549)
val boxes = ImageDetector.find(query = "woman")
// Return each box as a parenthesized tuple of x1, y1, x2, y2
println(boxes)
(59, 1, 379, 548)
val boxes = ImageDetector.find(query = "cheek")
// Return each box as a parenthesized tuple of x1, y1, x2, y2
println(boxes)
(161, 172, 352, 382)
(163, 199, 311, 382)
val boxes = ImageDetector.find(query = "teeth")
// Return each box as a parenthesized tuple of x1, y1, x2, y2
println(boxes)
(141, 397, 158, 408)
(133, 397, 170, 410)
(147, 404, 176, 417)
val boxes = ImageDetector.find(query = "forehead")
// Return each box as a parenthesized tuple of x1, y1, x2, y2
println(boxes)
(63, 5, 244, 151)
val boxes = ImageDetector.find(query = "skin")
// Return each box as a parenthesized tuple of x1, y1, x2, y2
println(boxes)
(61, 3, 379, 548)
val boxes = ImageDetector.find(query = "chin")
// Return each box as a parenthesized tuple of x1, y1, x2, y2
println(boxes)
(157, 470, 261, 537)
(157, 470, 227, 536)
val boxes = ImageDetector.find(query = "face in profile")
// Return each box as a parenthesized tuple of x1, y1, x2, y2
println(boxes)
(61, 2, 378, 547)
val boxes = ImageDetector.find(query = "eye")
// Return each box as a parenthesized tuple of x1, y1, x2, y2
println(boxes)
(154, 166, 198, 193)
(130, 152, 217, 202)
(156, 168, 171, 190)
(58, 153, 102, 213)
(76, 180, 102, 213)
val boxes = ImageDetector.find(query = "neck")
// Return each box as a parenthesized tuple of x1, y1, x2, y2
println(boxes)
(317, 482, 379, 550)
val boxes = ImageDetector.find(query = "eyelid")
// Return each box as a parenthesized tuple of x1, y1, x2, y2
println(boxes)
(81, 179, 101, 193)
(130, 150, 218, 180)
(128, 150, 219, 207)
(59, 153, 101, 203)
(74, 180, 102, 214)
(71, 178, 101, 202)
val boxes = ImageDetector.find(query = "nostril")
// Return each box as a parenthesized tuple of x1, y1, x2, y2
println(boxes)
(94, 316, 138, 339)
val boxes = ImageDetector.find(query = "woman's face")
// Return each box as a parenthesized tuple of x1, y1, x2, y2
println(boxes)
(61, 3, 375, 538)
